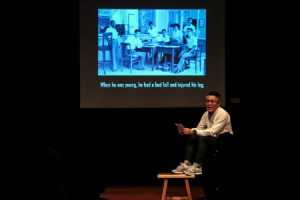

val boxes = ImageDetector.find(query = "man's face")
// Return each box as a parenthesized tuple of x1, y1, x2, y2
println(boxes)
(187, 29, 192, 37)
(205, 95, 220, 113)
(111, 21, 115, 28)
(162, 30, 166, 36)
(188, 19, 192, 25)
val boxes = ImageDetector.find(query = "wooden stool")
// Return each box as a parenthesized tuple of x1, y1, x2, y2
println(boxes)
(157, 173, 195, 200)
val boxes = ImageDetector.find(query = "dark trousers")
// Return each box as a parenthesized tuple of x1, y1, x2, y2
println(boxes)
(184, 135, 218, 166)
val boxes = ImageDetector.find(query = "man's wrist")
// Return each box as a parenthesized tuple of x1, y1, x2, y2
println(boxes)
(192, 130, 197, 135)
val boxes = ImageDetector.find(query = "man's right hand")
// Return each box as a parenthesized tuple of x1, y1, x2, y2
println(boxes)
(178, 129, 184, 135)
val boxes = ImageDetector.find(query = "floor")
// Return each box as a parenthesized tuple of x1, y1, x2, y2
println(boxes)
(100, 185, 206, 200)
(98, 55, 206, 76)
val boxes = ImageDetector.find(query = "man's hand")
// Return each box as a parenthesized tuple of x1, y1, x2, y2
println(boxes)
(183, 128, 193, 135)
(178, 129, 184, 135)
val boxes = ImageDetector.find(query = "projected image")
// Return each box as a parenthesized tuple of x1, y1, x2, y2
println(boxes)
(98, 9, 206, 76)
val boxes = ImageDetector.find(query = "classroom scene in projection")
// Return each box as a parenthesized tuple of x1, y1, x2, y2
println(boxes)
(98, 9, 206, 76)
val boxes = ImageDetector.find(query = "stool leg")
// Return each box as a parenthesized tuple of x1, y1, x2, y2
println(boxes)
(184, 179, 193, 200)
(162, 178, 168, 200)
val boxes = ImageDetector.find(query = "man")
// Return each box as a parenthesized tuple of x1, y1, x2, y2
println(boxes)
(156, 29, 170, 43)
(155, 29, 170, 66)
(174, 28, 197, 74)
(172, 91, 233, 175)
(105, 20, 118, 40)
(147, 22, 159, 41)
(124, 29, 146, 69)
(105, 20, 119, 71)
(170, 24, 183, 45)
(183, 18, 196, 36)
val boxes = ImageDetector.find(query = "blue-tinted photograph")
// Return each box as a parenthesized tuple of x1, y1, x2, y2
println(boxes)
(98, 9, 206, 76)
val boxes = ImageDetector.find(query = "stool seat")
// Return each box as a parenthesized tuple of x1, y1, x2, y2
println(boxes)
(157, 173, 195, 179)
(158, 173, 196, 200)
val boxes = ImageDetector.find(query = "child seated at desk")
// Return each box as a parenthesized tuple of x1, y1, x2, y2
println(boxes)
(170, 24, 183, 45)
(156, 29, 171, 66)
(124, 29, 146, 70)
(156, 29, 170, 44)
(147, 22, 159, 42)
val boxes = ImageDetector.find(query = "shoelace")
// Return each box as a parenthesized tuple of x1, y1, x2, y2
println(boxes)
(177, 162, 185, 169)
(187, 165, 197, 172)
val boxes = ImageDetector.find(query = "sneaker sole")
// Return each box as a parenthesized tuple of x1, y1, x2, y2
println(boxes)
(184, 171, 202, 175)
(172, 171, 184, 174)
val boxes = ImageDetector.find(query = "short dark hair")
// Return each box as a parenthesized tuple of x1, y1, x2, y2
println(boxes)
(161, 29, 166, 32)
(186, 28, 193, 32)
(173, 24, 180, 29)
(149, 22, 153, 25)
(188, 17, 193, 21)
(134, 29, 141, 33)
(207, 91, 221, 100)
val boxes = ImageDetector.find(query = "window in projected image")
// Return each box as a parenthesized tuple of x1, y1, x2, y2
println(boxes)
(98, 9, 206, 76)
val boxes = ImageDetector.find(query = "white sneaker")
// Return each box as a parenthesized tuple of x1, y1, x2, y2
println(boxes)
(183, 165, 202, 175)
(172, 162, 189, 174)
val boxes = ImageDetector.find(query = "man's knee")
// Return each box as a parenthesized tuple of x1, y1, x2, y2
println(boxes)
(187, 135, 199, 142)
(199, 136, 214, 143)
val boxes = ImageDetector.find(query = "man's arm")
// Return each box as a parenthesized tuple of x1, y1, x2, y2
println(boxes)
(191, 37, 197, 51)
(193, 114, 230, 137)
(191, 45, 197, 52)
(137, 39, 143, 49)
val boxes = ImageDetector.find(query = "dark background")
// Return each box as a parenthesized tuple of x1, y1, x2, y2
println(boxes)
(38, 0, 294, 200)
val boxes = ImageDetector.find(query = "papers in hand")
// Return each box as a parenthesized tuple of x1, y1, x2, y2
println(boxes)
(175, 123, 185, 133)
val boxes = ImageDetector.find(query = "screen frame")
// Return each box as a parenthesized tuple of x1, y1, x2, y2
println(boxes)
(80, 0, 225, 108)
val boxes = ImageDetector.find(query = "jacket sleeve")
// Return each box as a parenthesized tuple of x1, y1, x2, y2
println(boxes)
(192, 113, 229, 137)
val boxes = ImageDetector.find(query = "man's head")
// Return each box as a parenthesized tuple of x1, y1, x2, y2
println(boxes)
(173, 24, 180, 31)
(205, 91, 221, 113)
(186, 28, 193, 37)
(110, 20, 116, 28)
(187, 18, 193, 25)
(149, 22, 154, 29)
(134, 29, 141, 38)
